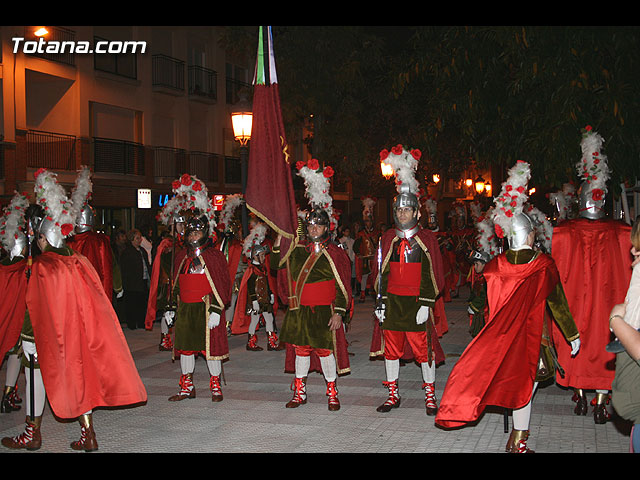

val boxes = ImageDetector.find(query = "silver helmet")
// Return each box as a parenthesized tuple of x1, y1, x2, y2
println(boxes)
(393, 185, 419, 232)
(305, 207, 330, 243)
(508, 212, 535, 250)
(184, 211, 210, 251)
(250, 243, 270, 265)
(8, 232, 27, 260)
(75, 204, 96, 233)
(577, 181, 606, 220)
(37, 216, 66, 249)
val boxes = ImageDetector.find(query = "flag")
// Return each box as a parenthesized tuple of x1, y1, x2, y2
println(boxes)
(245, 25, 298, 263)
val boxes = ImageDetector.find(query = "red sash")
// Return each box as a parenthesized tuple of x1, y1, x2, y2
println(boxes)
(178, 273, 212, 303)
(387, 261, 421, 296)
(292, 279, 336, 306)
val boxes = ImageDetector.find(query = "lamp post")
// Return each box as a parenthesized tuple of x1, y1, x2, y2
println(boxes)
(230, 89, 253, 236)
(474, 175, 486, 195)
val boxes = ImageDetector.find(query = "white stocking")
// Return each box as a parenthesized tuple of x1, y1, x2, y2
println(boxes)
(420, 361, 435, 384)
(319, 354, 337, 382)
(161, 316, 169, 334)
(263, 312, 275, 332)
(384, 359, 400, 382)
(361, 274, 369, 291)
(248, 314, 260, 335)
(206, 359, 222, 377)
(24, 366, 46, 418)
(295, 355, 310, 379)
(4, 354, 21, 387)
(512, 382, 538, 431)
(180, 354, 195, 375)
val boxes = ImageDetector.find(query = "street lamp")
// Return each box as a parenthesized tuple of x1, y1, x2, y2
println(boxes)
(230, 89, 253, 236)
(474, 175, 486, 195)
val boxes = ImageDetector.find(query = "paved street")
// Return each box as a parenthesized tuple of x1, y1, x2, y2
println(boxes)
(0, 289, 633, 454)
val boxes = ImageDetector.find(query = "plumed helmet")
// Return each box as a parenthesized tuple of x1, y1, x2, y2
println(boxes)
(38, 215, 67, 249)
(75, 204, 96, 233)
(393, 185, 419, 231)
(184, 210, 210, 249)
(509, 212, 535, 249)
(578, 181, 606, 220)
(305, 206, 330, 242)
(251, 243, 270, 263)
(576, 126, 610, 220)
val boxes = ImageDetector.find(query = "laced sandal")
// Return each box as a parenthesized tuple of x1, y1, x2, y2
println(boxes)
(210, 375, 224, 402)
(423, 382, 438, 416)
(376, 380, 401, 413)
(1, 416, 42, 451)
(168, 373, 195, 401)
(326, 381, 340, 411)
(285, 377, 307, 408)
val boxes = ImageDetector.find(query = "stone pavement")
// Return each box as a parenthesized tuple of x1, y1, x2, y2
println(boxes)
(0, 289, 633, 454)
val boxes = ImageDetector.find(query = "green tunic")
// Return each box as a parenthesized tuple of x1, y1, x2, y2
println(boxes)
(271, 244, 347, 350)
(505, 249, 579, 382)
(378, 236, 438, 333)
(612, 352, 640, 424)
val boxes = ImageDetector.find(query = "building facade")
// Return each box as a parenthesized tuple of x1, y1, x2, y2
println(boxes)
(0, 25, 254, 236)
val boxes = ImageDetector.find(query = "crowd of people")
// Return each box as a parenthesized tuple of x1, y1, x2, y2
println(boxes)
(1, 129, 639, 453)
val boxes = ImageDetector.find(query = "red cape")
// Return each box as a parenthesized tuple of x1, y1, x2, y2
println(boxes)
(25, 251, 147, 419)
(435, 252, 559, 428)
(0, 259, 28, 359)
(67, 231, 114, 301)
(231, 262, 279, 335)
(551, 218, 632, 390)
(145, 237, 174, 330)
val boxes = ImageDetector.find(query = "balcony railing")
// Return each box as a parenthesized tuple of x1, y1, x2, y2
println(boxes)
(26, 130, 76, 170)
(154, 146, 187, 178)
(188, 66, 217, 100)
(94, 137, 144, 175)
(189, 151, 219, 183)
(152, 54, 185, 91)
(153, 148, 219, 184)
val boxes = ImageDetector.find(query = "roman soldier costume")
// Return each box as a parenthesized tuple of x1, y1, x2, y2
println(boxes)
(215, 193, 245, 335)
(435, 161, 580, 454)
(466, 208, 498, 337)
(353, 196, 379, 302)
(231, 222, 280, 351)
(146, 200, 186, 350)
(371, 145, 445, 417)
(551, 127, 633, 423)
(162, 174, 231, 404)
(271, 159, 352, 411)
(66, 166, 117, 301)
(0, 192, 30, 414)
(2, 169, 147, 452)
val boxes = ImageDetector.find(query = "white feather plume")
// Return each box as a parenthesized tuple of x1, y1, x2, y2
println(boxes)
(33, 169, 76, 237)
(70, 165, 93, 217)
(491, 160, 531, 239)
(0, 191, 29, 252)
(219, 193, 244, 229)
(242, 222, 267, 257)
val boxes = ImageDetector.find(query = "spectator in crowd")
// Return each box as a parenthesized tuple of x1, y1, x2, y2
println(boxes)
(120, 228, 151, 330)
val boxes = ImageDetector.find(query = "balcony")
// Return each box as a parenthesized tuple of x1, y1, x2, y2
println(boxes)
(93, 137, 144, 176)
(152, 54, 185, 93)
(153, 147, 219, 184)
(26, 130, 76, 170)
(188, 65, 217, 102)
(93, 36, 137, 80)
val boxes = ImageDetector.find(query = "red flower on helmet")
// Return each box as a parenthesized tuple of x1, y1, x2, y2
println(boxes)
(410, 149, 422, 160)
(592, 188, 604, 201)
(171, 180, 181, 190)
(505, 210, 513, 218)
(296, 161, 305, 170)
(323, 166, 334, 178)
(60, 223, 74, 236)
(307, 158, 319, 170)
(391, 144, 403, 155)
(180, 174, 192, 186)
(192, 181, 202, 192)
(34, 168, 47, 179)
(495, 224, 504, 238)
(505, 184, 513, 192)
(380, 149, 390, 161)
